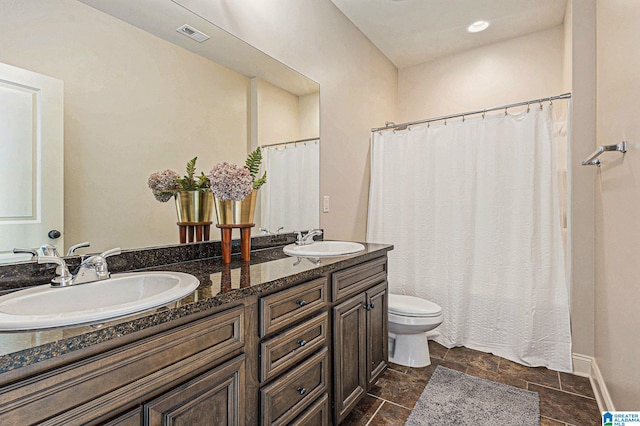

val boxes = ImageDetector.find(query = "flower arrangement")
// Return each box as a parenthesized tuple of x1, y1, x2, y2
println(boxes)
(208, 147, 267, 201)
(147, 157, 211, 202)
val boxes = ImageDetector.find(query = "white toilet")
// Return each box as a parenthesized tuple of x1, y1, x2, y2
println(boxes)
(388, 294, 443, 368)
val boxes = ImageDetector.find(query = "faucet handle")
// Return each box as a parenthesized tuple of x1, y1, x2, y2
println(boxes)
(38, 256, 73, 286)
(67, 242, 90, 256)
(13, 248, 38, 259)
(100, 247, 121, 258)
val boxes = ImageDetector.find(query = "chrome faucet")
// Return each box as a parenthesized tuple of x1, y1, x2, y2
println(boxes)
(38, 247, 121, 287)
(259, 226, 285, 235)
(295, 229, 323, 245)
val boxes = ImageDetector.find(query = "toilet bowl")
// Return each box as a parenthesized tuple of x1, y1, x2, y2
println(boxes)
(388, 294, 443, 367)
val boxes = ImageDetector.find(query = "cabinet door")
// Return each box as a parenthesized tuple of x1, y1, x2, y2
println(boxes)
(333, 293, 366, 424)
(366, 281, 388, 388)
(144, 354, 245, 426)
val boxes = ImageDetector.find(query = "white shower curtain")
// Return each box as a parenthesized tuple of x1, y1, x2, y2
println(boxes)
(260, 141, 319, 233)
(367, 105, 572, 372)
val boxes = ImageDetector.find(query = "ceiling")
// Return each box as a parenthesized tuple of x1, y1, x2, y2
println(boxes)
(330, 0, 567, 69)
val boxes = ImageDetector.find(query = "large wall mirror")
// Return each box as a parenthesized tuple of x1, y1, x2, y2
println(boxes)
(0, 0, 319, 263)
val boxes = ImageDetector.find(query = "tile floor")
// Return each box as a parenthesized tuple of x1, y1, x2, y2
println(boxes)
(341, 341, 601, 426)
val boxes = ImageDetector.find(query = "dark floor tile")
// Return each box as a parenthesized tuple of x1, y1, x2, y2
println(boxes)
(428, 340, 448, 360)
(368, 368, 428, 409)
(559, 372, 595, 398)
(540, 416, 566, 425)
(499, 358, 561, 389)
(466, 364, 528, 389)
(368, 401, 410, 426)
(444, 346, 500, 372)
(400, 360, 440, 383)
(340, 394, 383, 426)
(530, 383, 601, 426)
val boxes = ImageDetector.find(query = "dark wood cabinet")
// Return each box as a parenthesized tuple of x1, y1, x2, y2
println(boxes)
(1, 252, 390, 426)
(366, 281, 388, 387)
(145, 354, 245, 426)
(332, 257, 389, 424)
(258, 277, 330, 426)
(333, 293, 367, 423)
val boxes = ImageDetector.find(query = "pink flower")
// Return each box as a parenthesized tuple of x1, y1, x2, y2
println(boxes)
(147, 169, 180, 202)
(208, 162, 253, 201)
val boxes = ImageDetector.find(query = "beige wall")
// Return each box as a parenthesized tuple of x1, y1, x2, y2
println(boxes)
(0, 0, 249, 251)
(184, 0, 398, 240)
(299, 92, 320, 140)
(569, 0, 597, 359)
(398, 26, 564, 122)
(595, 0, 640, 409)
(255, 78, 300, 147)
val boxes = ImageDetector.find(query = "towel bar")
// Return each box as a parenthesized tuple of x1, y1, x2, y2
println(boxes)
(581, 141, 627, 167)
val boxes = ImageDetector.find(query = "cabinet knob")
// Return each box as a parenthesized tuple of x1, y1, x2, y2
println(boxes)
(363, 304, 371, 311)
(370, 302, 375, 309)
(295, 300, 307, 307)
(297, 339, 307, 347)
(297, 387, 307, 395)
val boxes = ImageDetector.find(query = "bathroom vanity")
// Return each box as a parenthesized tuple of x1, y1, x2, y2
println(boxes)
(0, 241, 391, 425)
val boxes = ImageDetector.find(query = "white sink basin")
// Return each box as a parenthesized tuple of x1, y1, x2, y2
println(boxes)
(283, 241, 365, 257)
(0, 272, 199, 331)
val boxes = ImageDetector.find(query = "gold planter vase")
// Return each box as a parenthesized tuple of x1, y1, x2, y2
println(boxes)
(175, 191, 213, 223)
(214, 190, 257, 225)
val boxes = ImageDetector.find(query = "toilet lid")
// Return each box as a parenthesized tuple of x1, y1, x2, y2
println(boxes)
(388, 294, 442, 317)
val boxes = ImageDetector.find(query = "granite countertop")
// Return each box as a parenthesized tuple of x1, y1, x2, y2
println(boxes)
(0, 242, 392, 375)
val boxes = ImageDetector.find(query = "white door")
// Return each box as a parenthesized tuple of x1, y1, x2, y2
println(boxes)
(0, 62, 63, 262)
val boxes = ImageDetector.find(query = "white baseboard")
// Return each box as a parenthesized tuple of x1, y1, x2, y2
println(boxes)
(571, 353, 592, 377)
(572, 353, 616, 412)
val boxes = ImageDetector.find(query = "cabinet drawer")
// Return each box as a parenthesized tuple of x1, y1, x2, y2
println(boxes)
(0, 306, 244, 425)
(261, 347, 329, 426)
(260, 278, 328, 337)
(290, 394, 329, 426)
(332, 256, 387, 301)
(260, 312, 329, 383)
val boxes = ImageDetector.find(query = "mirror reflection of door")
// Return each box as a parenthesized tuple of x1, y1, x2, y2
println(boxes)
(0, 62, 63, 263)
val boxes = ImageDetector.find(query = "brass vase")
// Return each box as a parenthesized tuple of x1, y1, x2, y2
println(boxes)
(213, 190, 257, 225)
(174, 190, 213, 223)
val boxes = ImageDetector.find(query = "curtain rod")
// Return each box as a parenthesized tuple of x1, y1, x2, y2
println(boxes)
(371, 92, 572, 133)
(261, 137, 319, 149)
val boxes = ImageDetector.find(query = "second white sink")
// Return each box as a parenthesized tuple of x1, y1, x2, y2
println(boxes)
(0, 271, 200, 331)
(283, 241, 365, 257)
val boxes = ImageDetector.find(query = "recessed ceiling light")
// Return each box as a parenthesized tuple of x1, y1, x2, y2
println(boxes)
(467, 20, 490, 33)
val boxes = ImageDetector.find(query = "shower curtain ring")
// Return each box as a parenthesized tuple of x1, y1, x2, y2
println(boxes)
(504, 107, 508, 116)
(462, 115, 465, 122)
(527, 102, 530, 113)
(539, 100, 543, 110)
(482, 110, 486, 119)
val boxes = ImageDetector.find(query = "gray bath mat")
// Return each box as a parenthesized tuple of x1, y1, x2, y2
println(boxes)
(405, 366, 539, 426)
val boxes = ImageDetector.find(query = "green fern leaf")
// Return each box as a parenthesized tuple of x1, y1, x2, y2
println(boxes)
(253, 171, 267, 190)
(245, 147, 262, 179)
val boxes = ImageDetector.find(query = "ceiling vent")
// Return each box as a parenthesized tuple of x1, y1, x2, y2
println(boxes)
(176, 24, 210, 43)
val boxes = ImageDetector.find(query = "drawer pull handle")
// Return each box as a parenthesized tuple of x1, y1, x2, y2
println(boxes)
(297, 387, 307, 395)
(297, 339, 307, 347)
(296, 300, 307, 307)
